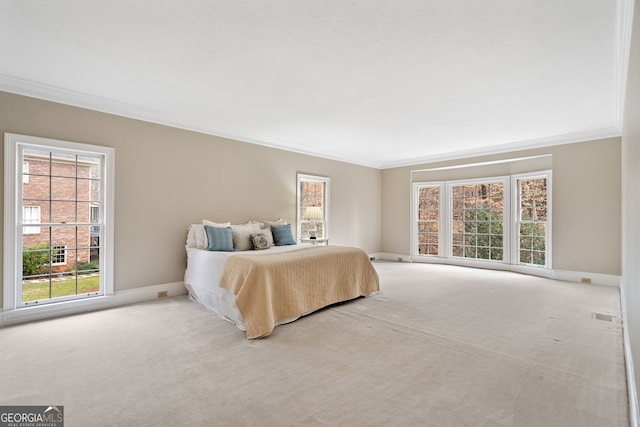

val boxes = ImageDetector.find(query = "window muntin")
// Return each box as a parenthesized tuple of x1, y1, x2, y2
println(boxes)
(297, 174, 330, 240)
(5, 133, 113, 310)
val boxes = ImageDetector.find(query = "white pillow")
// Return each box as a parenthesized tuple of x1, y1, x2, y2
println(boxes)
(186, 224, 206, 249)
(203, 219, 231, 228)
(231, 222, 262, 251)
(263, 218, 287, 228)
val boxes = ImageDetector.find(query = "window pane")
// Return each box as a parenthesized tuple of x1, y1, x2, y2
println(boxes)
(450, 182, 504, 262)
(51, 153, 77, 177)
(415, 186, 440, 256)
(298, 176, 328, 240)
(51, 201, 76, 223)
(518, 176, 548, 267)
(23, 173, 49, 201)
(51, 177, 76, 201)
(19, 144, 106, 306)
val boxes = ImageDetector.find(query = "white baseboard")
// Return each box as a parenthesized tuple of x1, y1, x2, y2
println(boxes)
(551, 269, 621, 287)
(1, 281, 187, 327)
(372, 253, 620, 287)
(112, 281, 187, 306)
(372, 252, 413, 262)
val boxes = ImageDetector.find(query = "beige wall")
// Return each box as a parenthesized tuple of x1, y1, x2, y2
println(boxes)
(382, 137, 621, 275)
(622, 0, 640, 415)
(0, 91, 382, 305)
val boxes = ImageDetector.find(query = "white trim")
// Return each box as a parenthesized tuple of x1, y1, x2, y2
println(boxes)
(551, 270, 621, 288)
(374, 252, 620, 287)
(4, 138, 18, 311)
(382, 127, 621, 169)
(1, 282, 187, 326)
(412, 154, 553, 173)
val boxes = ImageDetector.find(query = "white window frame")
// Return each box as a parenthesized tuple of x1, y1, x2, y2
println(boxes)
(296, 173, 330, 241)
(411, 182, 444, 257)
(511, 171, 553, 270)
(4, 133, 115, 318)
(411, 171, 551, 273)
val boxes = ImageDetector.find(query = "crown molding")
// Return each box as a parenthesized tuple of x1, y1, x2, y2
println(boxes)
(380, 127, 622, 169)
(0, 74, 623, 171)
(0, 74, 382, 169)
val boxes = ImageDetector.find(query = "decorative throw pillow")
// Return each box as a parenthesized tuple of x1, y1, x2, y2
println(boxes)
(271, 224, 296, 246)
(231, 222, 262, 251)
(250, 233, 271, 250)
(201, 220, 231, 249)
(261, 218, 286, 245)
(204, 225, 234, 252)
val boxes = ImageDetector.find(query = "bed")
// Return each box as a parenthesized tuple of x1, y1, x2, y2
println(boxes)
(184, 222, 380, 338)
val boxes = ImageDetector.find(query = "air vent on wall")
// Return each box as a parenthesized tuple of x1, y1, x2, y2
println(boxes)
(593, 313, 616, 322)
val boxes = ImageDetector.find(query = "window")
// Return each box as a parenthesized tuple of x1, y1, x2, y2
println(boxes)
(297, 174, 330, 240)
(23, 205, 41, 234)
(4, 133, 114, 310)
(515, 174, 550, 267)
(450, 180, 505, 261)
(22, 161, 29, 183)
(415, 184, 441, 256)
(51, 245, 67, 265)
(412, 171, 551, 271)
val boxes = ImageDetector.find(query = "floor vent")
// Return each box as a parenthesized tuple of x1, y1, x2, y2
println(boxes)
(593, 313, 616, 322)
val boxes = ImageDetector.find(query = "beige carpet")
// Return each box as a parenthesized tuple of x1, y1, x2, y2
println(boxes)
(0, 262, 628, 426)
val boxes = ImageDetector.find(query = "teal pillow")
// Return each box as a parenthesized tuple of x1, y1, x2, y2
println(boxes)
(204, 225, 234, 252)
(271, 224, 296, 246)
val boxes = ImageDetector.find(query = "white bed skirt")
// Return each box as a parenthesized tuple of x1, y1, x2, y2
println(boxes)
(184, 244, 314, 331)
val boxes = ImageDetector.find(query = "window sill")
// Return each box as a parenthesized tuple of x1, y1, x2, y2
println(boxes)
(1, 295, 115, 326)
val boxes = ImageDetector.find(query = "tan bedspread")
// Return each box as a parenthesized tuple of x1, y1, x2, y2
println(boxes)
(219, 246, 380, 339)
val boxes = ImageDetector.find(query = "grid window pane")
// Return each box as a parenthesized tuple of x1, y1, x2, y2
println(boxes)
(21, 148, 103, 305)
(450, 182, 504, 261)
(416, 186, 440, 256)
(518, 177, 548, 266)
(299, 177, 328, 239)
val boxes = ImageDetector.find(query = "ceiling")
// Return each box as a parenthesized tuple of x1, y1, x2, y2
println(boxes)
(0, 1, 633, 168)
